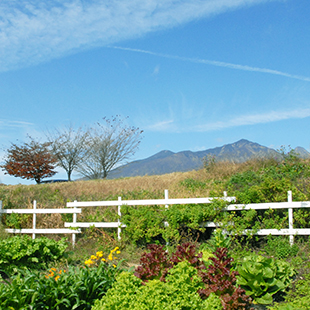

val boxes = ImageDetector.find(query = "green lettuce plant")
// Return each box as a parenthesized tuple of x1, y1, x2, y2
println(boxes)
(0, 235, 68, 276)
(236, 253, 295, 305)
(92, 261, 223, 310)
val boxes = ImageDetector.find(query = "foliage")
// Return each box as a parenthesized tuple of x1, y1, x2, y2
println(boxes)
(264, 235, 299, 259)
(134, 243, 249, 310)
(92, 261, 223, 310)
(120, 204, 165, 244)
(198, 247, 250, 310)
(203, 154, 217, 172)
(226, 149, 310, 205)
(179, 178, 206, 191)
(203, 229, 232, 253)
(275, 262, 310, 310)
(121, 199, 230, 244)
(0, 259, 120, 310)
(1, 137, 57, 184)
(134, 244, 172, 282)
(0, 235, 68, 276)
(134, 243, 206, 284)
(164, 199, 229, 242)
(77, 116, 143, 179)
(236, 253, 295, 305)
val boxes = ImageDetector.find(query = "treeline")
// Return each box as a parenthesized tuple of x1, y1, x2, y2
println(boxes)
(1, 116, 143, 183)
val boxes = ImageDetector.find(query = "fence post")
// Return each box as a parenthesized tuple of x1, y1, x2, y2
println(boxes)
(32, 200, 36, 240)
(0, 201, 2, 223)
(288, 191, 294, 245)
(72, 201, 77, 247)
(164, 189, 169, 226)
(118, 197, 122, 240)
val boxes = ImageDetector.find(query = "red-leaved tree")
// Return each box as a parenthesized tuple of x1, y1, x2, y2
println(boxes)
(1, 138, 57, 184)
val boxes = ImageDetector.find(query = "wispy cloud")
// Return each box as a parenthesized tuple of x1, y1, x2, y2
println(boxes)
(0, 119, 34, 128)
(0, 0, 276, 72)
(152, 65, 160, 76)
(111, 46, 310, 82)
(146, 108, 310, 133)
(196, 108, 310, 132)
(0, 119, 35, 141)
(147, 119, 175, 131)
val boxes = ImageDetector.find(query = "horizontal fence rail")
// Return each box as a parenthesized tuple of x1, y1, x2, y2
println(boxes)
(0, 200, 81, 245)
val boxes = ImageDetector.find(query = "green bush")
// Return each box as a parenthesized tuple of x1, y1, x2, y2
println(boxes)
(265, 236, 299, 259)
(0, 235, 68, 276)
(0, 261, 120, 310)
(92, 261, 223, 310)
(121, 199, 229, 244)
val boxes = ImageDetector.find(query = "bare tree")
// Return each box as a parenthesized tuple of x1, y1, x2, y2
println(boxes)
(78, 116, 143, 179)
(46, 126, 90, 181)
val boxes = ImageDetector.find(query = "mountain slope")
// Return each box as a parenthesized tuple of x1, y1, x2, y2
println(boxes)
(107, 139, 286, 179)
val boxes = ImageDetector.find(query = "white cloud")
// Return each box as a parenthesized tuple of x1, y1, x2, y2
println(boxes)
(0, 0, 276, 71)
(195, 108, 310, 132)
(0, 119, 34, 128)
(147, 119, 175, 131)
(112, 46, 310, 82)
(152, 65, 160, 75)
(145, 107, 310, 133)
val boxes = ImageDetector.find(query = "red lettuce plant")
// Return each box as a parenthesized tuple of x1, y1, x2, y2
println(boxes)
(135, 244, 250, 309)
(134, 244, 172, 282)
(198, 247, 250, 310)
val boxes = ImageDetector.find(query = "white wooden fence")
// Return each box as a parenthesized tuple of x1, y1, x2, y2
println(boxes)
(65, 190, 235, 242)
(0, 200, 81, 244)
(1, 190, 310, 245)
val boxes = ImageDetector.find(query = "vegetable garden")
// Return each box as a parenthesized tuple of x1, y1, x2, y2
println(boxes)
(1, 149, 310, 309)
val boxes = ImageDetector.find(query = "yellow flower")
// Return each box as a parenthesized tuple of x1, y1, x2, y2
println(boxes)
(108, 253, 113, 261)
(50, 268, 57, 272)
(101, 258, 106, 262)
(55, 275, 60, 281)
(85, 259, 94, 266)
(113, 264, 116, 268)
(116, 250, 121, 254)
(96, 251, 104, 258)
(90, 255, 97, 260)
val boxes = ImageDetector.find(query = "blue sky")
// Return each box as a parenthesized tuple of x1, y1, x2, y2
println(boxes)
(1, 0, 310, 185)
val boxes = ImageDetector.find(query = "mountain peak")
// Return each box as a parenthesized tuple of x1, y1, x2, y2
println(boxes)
(108, 139, 278, 179)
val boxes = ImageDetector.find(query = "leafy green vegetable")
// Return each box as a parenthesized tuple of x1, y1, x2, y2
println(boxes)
(236, 253, 295, 305)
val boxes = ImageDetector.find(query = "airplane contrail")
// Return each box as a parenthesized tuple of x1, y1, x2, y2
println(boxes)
(111, 46, 310, 82)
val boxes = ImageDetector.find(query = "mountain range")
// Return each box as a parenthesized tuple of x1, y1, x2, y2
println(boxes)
(107, 139, 310, 179)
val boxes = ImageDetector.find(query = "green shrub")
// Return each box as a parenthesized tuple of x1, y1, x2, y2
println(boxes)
(0, 261, 120, 310)
(236, 253, 295, 305)
(92, 261, 223, 310)
(0, 235, 68, 276)
(121, 199, 229, 244)
(265, 236, 299, 259)
(179, 178, 206, 191)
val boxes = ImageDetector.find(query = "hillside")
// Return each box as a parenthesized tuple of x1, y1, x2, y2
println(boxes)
(108, 139, 310, 179)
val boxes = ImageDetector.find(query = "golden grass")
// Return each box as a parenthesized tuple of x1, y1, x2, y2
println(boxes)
(1, 157, 300, 231)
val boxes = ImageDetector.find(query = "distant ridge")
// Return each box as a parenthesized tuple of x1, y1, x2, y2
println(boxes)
(107, 139, 310, 179)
